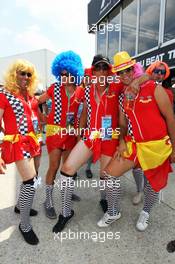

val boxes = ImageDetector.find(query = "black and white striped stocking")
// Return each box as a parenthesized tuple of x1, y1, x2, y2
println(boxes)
(60, 172, 74, 217)
(143, 178, 159, 214)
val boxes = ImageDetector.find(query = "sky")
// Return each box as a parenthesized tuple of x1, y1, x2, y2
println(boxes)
(0, 0, 95, 67)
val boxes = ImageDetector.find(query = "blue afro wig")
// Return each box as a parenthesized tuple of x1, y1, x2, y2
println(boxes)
(51, 50, 84, 85)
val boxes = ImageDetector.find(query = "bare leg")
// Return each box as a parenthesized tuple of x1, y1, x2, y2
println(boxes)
(105, 157, 135, 177)
(34, 155, 41, 175)
(61, 140, 92, 175)
(46, 149, 62, 185)
(16, 158, 36, 181)
(62, 150, 71, 163)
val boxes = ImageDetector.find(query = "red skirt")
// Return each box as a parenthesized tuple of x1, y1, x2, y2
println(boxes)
(1, 135, 41, 164)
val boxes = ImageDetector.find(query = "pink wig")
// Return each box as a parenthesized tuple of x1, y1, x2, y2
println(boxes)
(133, 62, 144, 78)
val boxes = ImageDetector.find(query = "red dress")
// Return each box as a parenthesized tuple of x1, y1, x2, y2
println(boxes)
(0, 88, 40, 164)
(22, 94, 42, 155)
(45, 83, 82, 153)
(121, 80, 172, 191)
(83, 82, 123, 162)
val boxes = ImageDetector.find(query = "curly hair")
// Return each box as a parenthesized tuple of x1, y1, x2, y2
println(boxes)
(51, 50, 84, 85)
(146, 61, 170, 80)
(3, 59, 38, 96)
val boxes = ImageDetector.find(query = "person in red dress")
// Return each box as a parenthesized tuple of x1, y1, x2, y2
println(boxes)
(97, 51, 175, 232)
(38, 51, 84, 219)
(52, 54, 150, 233)
(131, 61, 174, 206)
(146, 62, 175, 252)
(0, 59, 41, 245)
(146, 61, 174, 103)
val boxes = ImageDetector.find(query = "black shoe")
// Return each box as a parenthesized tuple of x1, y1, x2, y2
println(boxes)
(99, 199, 108, 213)
(52, 210, 74, 233)
(72, 193, 81, 201)
(14, 206, 38, 217)
(167, 240, 175, 253)
(86, 169, 93, 178)
(19, 224, 39, 245)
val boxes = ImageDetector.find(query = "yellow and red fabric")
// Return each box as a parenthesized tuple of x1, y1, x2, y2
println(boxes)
(0, 92, 42, 163)
(1, 132, 40, 164)
(45, 124, 77, 153)
(122, 80, 173, 191)
(123, 136, 172, 192)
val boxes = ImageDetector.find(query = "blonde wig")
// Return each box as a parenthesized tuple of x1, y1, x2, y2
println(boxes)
(3, 59, 38, 96)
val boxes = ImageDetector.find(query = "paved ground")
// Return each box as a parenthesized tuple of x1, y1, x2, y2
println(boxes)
(0, 146, 175, 264)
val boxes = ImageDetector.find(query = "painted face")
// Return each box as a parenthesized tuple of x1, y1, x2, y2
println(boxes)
(117, 67, 134, 85)
(16, 70, 32, 89)
(152, 65, 166, 82)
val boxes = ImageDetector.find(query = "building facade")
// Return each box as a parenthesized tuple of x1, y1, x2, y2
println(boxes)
(88, 0, 175, 85)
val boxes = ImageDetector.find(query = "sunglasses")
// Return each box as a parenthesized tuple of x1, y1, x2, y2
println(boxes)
(153, 68, 166, 75)
(94, 64, 109, 71)
(20, 71, 32, 78)
(61, 72, 69, 77)
(118, 67, 133, 75)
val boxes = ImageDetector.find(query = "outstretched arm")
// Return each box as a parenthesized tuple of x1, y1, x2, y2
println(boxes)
(37, 92, 50, 104)
(130, 74, 150, 94)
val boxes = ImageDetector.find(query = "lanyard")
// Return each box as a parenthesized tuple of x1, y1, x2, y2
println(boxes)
(94, 84, 109, 115)
(66, 88, 75, 112)
(27, 97, 36, 119)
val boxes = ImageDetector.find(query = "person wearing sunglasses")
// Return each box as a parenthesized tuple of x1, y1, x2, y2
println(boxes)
(51, 53, 151, 233)
(119, 61, 173, 207)
(146, 61, 174, 104)
(37, 51, 84, 220)
(0, 59, 41, 245)
(97, 51, 175, 232)
(50, 54, 120, 233)
(146, 62, 175, 252)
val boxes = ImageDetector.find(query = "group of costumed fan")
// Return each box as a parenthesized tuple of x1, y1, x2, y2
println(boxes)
(0, 49, 175, 252)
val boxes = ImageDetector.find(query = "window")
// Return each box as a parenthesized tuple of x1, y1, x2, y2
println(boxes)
(121, 0, 137, 56)
(107, 7, 120, 62)
(164, 0, 175, 42)
(138, 0, 160, 54)
(97, 20, 107, 56)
